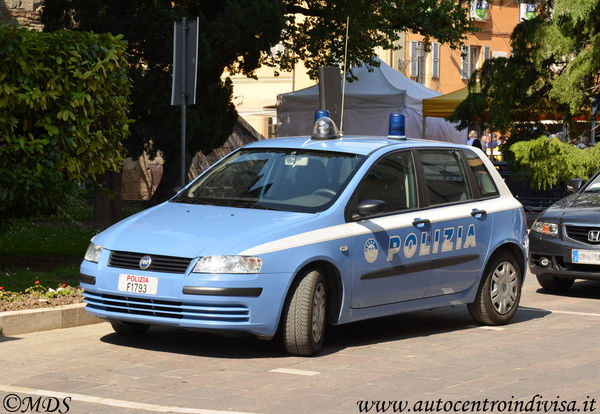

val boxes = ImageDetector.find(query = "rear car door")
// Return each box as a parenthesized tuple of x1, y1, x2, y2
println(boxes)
(414, 149, 495, 298)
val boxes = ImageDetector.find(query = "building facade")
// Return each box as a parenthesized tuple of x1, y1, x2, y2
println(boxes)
(397, 1, 538, 94)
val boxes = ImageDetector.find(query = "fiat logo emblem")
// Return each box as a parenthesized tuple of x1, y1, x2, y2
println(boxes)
(139, 255, 152, 270)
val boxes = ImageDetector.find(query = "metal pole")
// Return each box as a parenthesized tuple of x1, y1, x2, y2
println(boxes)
(180, 17, 188, 189)
(340, 17, 349, 134)
(591, 96, 597, 145)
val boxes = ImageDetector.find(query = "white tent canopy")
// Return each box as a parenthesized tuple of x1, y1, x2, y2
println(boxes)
(276, 58, 466, 143)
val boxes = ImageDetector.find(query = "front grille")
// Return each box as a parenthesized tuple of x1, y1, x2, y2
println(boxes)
(108, 251, 192, 274)
(83, 290, 250, 323)
(565, 226, 600, 245)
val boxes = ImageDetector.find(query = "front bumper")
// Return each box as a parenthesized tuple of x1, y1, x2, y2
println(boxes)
(80, 260, 292, 338)
(529, 232, 600, 280)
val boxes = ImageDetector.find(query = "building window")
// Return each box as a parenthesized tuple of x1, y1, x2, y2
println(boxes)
(410, 41, 425, 83)
(483, 46, 491, 62)
(461, 45, 480, 80)
(431, 42, 440, 79)
(461, 45, 471, 80)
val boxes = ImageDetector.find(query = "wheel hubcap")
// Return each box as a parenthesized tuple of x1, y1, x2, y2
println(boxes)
(312, 282, 326, 342)
(490, 261, 518, 315)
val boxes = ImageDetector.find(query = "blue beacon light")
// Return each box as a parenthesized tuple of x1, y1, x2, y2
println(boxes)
(311, 110, 340, 140)
(388, 113, 406, 139)
(314, 109, 330, 121)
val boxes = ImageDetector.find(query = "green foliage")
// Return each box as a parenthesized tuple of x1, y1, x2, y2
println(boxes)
(42, 0, 286, 201)
(269, 0, 478, 79)
(510, 137, 600, 190)
(452, 0, 600, 131)
(0, 24, 131, 220)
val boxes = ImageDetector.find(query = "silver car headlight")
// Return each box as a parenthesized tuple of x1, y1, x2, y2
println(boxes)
(84, 242, 103, 263)
(193, 256, 262, 274)
(531, 221, 559, 237)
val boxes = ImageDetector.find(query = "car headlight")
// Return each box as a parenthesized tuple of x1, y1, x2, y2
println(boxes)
(193, 256, 262, 274)
(531, 221, 559, 237)
(84, 242, 103, 263)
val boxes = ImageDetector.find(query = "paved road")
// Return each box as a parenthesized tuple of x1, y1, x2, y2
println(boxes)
(1, 271, 600, 414)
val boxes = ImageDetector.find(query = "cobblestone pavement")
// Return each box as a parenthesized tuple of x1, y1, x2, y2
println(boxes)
(1, 271, 599, 414)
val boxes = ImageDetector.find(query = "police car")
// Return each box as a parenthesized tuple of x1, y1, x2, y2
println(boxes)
(80, 114, 528, 356)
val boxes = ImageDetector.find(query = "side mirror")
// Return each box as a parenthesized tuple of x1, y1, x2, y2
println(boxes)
(353, 199, 386, 220)
(567, 179, 585, 193)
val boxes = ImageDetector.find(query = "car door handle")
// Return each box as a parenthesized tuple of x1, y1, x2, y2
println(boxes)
(471, 209, 487, 218)
(412, 218, 430, 227)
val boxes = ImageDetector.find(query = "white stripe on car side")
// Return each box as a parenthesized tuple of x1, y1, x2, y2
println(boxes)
(239, 197, 521, 256)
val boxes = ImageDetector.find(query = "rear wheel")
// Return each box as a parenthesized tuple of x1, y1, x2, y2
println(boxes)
(282, 269, 327, 356)
(110, 320, 150, 335)
(468, 252, 522, 325)
(536, 274, 574, 291)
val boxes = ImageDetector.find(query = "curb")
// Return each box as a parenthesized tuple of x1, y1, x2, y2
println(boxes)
(0, 303, 103, 337)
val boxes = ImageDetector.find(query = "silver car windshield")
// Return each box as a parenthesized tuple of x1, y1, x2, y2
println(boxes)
(172, 149, 366, 213)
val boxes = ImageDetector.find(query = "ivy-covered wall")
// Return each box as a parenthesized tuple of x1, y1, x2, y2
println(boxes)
(0, 24, 132, 220)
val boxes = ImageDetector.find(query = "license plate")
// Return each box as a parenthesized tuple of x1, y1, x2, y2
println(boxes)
(572, 249, 600, 265)
(118, 274, 158, 295)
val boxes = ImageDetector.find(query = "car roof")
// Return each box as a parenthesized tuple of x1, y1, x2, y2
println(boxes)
(244, 136, 468, 156)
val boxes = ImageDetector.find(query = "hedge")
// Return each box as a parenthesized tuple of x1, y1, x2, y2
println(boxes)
(0, 24, 131, 220)
(510, 137, 600, 190)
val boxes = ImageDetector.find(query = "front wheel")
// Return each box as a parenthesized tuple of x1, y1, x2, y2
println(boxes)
(282, 269, 327, 356)
(536, 274, 574, 291)
(468, 253, 522, 325)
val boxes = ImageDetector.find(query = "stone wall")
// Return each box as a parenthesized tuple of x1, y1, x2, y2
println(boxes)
(0, 0, 43, 31)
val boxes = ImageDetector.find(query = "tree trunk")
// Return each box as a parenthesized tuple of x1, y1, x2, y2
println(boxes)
(93, 171, 122, 229)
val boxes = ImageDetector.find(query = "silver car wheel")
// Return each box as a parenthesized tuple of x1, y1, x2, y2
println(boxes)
(312, 281, 326, 343)
(490, 261, 518, 315)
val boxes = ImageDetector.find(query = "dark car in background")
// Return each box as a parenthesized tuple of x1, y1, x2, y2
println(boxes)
(529, 170, 600, 291)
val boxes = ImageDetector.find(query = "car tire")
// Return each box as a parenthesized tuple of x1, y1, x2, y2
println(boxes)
(282, 269, 327, 356)
(536, 274, 574, 291)
(110, 320, 150, 335)
(468, 252, 522, 325)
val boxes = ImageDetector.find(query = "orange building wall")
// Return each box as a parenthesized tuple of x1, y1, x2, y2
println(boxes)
(404, 1, 521, 94)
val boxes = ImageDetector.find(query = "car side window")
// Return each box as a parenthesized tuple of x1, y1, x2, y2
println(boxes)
(355, 151, 417, 213)
(464, 150, 499, 198)
(417, 149, 472, 205)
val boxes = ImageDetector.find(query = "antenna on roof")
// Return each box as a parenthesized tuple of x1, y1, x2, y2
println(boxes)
(339, 16, 349, 135)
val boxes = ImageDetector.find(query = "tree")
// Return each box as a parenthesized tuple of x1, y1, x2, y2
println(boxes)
(450, 0, 600, 134)
(42, 0, 478, 204)
(0, 24, 130, 222)
(268, 0, 478, 79)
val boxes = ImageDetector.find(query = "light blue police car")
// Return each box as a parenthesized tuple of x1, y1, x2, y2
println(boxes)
(80, 114, 528, 356)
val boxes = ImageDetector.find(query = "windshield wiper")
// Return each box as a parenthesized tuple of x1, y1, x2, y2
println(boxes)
(228, 201, 281, 211)
(171, 196, 212, 205)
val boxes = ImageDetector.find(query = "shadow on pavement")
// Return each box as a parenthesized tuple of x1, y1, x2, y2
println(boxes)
(535, 280, 600, 300)
(100, 304, 549, 358)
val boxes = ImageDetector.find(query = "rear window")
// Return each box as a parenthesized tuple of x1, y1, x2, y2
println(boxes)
(464, 150, 499, 198)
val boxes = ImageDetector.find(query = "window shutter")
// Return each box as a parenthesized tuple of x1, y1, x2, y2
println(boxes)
(410, 41, 419, 77)
(461, 45, 471, 80)
(483, 46, 491, 62)
(431, 42, 440, 78)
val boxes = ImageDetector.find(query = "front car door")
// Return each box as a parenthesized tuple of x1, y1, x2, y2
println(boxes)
(348, 150, 432, 308)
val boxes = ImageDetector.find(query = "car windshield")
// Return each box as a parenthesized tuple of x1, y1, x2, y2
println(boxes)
(172, 148, 366, 213)
(583, 174, 600, 193)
